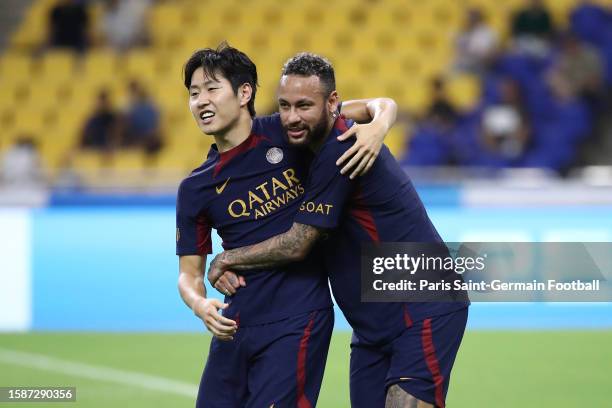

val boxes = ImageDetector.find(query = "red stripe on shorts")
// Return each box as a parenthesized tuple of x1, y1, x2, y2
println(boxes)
(403, 304, 413, 328)
(421, 318, 445, 408)
(297, 312, 317, 408)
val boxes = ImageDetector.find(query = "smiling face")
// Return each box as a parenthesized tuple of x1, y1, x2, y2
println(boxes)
(188, 67, 247, 136)
(277, 74, 338, 148)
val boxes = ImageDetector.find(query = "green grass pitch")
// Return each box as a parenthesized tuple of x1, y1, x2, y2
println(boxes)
(0, 331, 610, 407)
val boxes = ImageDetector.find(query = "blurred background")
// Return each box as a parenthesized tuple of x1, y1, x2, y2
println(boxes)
(0, 0, 611, 407)
(0, 0, 611, 184)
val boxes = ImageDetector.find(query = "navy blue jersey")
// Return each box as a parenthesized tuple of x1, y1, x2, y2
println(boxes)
(295, 117, 469, 345)
(176, 114, 332, 326)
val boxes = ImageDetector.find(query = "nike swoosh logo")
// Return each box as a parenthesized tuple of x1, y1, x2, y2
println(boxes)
(216, 177, 230, 194)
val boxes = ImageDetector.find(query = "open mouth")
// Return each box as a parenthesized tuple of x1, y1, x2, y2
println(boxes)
(287, 128, 306, 139)
(199, 111, 215, 123)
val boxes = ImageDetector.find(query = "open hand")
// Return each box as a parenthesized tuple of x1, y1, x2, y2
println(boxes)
(336, 122, 386, 179)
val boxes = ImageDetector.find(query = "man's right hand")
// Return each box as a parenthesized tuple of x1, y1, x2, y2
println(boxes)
(214, 271, 246, 296)
(193, 298, 237, 341)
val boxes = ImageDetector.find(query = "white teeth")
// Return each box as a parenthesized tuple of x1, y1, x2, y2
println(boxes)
(200, 112, 214, 119)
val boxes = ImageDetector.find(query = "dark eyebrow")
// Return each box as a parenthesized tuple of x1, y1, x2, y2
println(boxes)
(189, 79, 220, 90)
(203, 79, 220, 86)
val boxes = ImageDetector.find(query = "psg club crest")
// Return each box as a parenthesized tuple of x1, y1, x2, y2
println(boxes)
(266, 147, 283, 164)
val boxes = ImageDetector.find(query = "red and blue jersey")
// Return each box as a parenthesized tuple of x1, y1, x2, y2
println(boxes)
(295, 117, 469, 345)
(176, 114, 332, 326)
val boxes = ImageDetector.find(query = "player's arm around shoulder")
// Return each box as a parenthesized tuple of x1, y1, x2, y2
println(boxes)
(178, 255, 237, 341)
(337, 97, 398, 179)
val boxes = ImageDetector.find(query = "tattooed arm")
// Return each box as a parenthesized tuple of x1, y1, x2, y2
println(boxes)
(207, 223, 322, 288)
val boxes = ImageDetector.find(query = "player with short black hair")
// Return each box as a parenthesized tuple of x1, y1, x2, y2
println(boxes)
(183, 42, 258, 117)
(208, 52, 469, 408)
(282, 52, 336, 97)
(177, 44, 398, 407)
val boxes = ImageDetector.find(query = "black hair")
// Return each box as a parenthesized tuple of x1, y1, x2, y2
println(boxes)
(281, 52, 336, 97)
(183, 42, 258, 117)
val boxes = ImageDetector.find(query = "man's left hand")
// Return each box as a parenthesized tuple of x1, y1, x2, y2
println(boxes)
(336, 122, 386, 179)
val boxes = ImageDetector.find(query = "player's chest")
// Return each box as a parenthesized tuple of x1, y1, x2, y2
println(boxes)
(203, 145, 309, 225)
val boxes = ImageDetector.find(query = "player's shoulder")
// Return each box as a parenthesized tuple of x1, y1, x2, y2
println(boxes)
(252, 113, 285, 144)
(178, 147, 219, 193)
(253, 112, 282, 128)
(317, 117, 355, 159)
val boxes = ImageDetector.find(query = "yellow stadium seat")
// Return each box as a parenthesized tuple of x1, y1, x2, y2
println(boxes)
(121, 50, 157, 82)
(14, 0, 573, 173)
(38, 129, 77, 169)
(80, 49, 119, 83)
(0, 53, 34, 81)
(447, 74, 482, 110)
(9, 0, 49, 49)
(388, 78, 429, 114)
(250, 6, 289, 32)
(52, 108, 85, 142)
(157, 146, 205, 172)
(71, 150, 105, 172)
(384, 124, 409, 159)
(0, 79, 21, 111)
(38, 50, 76, 81)
(111, 150, 147, 171)
(149, 4, 184, 32)
(148, 4, 187, 50)
(24, 80, 72, 110)
(255, 86, 278, 115)
(9, 106, 56, 137)
(366, 5, 413, 31)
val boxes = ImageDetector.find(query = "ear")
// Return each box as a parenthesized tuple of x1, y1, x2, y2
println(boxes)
(239, 83, 253, 108)
(327, 90, 339, 117)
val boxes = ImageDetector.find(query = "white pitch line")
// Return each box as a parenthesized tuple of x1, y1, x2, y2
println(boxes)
(0, 347, 198, 398)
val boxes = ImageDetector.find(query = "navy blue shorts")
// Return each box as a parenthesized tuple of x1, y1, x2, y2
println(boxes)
(350, 307, 468, 408)
(196, 308, 333, 408)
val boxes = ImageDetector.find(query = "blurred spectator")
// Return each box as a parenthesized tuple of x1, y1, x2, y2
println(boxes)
(100, 0, 151, 51)
(400, 78, 458, 166)
(511, 0, 555, 56)
(481, 79, 530, 160)
(548, 32, 605, 107)
(1, 136, 43, 185)
(454, 8, 499, 75)
(81, 89, 120, 151)
(570, 0, 612, 46)
(121, 80, 163, 158)
(48, 0, 90, 52)
(426, 77, 458, 132)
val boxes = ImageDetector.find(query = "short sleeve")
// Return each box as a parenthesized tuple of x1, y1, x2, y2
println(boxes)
(176, 182, 212, 256)
(294, 139, 355, 229)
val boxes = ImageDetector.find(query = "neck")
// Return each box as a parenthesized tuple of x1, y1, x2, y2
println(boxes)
(214, 111, 253, 153)
(308, 115, 337, 153)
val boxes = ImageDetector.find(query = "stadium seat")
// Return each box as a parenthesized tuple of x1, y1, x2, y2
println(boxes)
(447, 74, 481, 110)
(71, 150, 106, 172)
(6, 0, 601, 173)
(80, 49, 119, 80)
(38, 50, 76, 81)
(0, 53, 33, 82)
